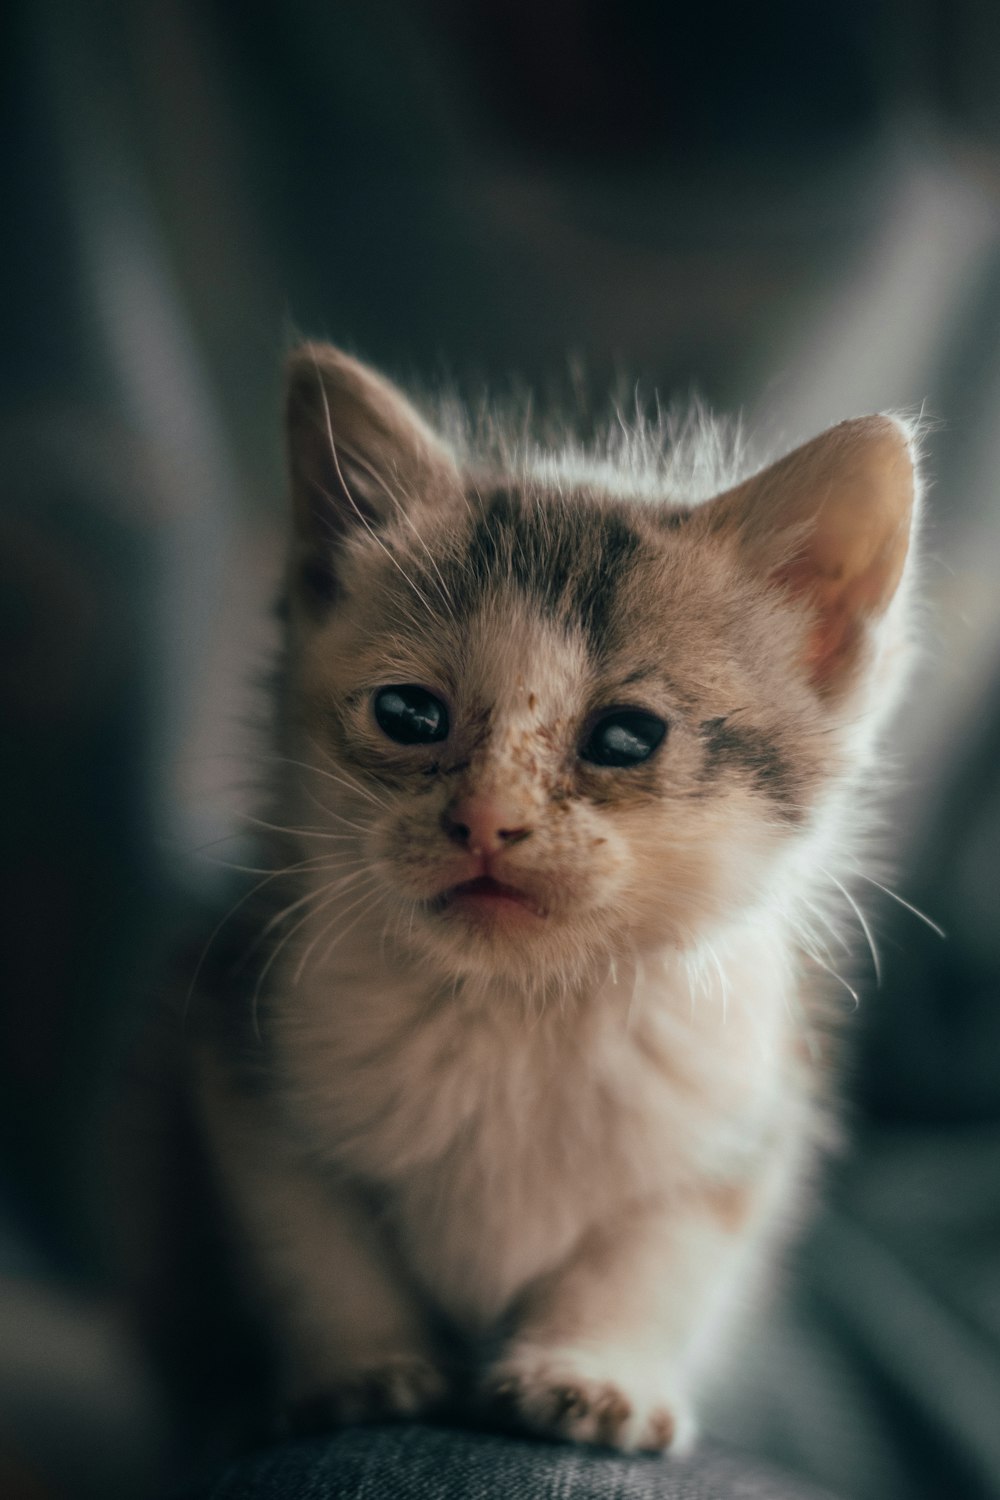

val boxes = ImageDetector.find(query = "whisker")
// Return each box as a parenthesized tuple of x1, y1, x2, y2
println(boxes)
(624, 947, 642, 1032)
(249, 871, 381, 1036)
(299, 784, 372, 836)
(795, 894, 852, 957)
(266, 753, 390, 811)
(803, 945, 860, 1009)
(703, 940, 732, 1024)
(851, 871, 946, 940)
(260, 863, 371, 940)
(301, 741, 395, 812)
(197, 852, 354, 877)
(183, 855, 348, 1026)
(237, 810, 359, 842)
(339, 442, 458, 623)
(292, 873, 384, 982)
(310, 881, 388, 973)
(821, 868, 882, 986)
(229, 864, 370, 978)
(312, 354, 438, 616)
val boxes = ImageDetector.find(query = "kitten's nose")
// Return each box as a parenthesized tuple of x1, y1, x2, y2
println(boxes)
(441, 794, 533, 855)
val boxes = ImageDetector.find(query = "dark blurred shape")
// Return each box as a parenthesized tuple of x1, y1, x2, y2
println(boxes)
(429, 0, 885, 164)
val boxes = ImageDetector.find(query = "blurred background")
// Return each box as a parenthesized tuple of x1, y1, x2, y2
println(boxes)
(4, 2, 1000, 1496)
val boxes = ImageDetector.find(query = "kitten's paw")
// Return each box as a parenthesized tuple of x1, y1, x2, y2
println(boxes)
(486, 1346, 696, 1454)
(288, 1353, 446, 1433)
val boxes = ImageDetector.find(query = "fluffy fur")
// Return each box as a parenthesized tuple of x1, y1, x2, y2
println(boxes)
(192, 344, 920, 1453)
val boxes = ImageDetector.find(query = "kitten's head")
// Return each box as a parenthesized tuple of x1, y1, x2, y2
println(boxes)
(276, 343, 918, 986)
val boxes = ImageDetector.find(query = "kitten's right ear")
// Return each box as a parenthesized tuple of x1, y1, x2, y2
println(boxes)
(284, 343, 459, 601)
(700, 415, 917, 702)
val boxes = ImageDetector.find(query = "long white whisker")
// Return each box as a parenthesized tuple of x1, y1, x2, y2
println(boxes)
(624, 947, 642, 1032)
(232, 864, 372, 977)
(268, 753, 390, 811)
(293, 874, 384, 982)
(852, 872, 946, 939)
(311, 882, 388, 972)
(313, 358, 438, 615)
(260, 863, 371, 940)
(237, 811, 359, 843)
(704, 940, 731, 1023)
(804, 945, 860, 1009)
(300, 740, 395, 813)
(250, 871, 381, 1036)
(796, 894, 851, 956)
(340, 442, 458, 622)
(197, 852, 354, 877)
(183, 855, 347, 1025)
(300, 784, 371, 836)
(822, 869, 881, 986)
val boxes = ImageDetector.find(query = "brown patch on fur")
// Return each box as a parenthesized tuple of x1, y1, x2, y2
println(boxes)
(457, 486, 642, 655)
(699, 715, 804, 821)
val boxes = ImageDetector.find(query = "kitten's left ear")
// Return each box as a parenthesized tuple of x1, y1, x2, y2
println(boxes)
(702, 415, 918, 699)
(284, 342, 460, 598)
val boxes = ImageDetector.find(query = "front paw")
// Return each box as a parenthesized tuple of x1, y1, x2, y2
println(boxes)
(486, 1345, 696, 1455)
(288, 1353, 447, 1433)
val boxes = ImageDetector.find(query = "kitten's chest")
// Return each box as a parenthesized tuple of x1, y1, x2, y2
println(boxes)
(274, 958, 796, 1323)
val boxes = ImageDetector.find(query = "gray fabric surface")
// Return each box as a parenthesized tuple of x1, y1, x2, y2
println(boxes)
(187, 1426, 840, 1500)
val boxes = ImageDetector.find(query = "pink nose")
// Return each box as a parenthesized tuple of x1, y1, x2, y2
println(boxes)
(442, 794, 533, 854)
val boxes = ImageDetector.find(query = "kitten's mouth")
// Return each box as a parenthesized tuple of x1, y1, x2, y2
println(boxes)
(433, 875, 548, 921)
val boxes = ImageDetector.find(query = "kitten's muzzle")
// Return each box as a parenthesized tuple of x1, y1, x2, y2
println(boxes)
(441, 793, 533, 858)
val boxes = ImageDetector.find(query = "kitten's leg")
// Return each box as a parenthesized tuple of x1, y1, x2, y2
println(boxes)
(200, 1062, 446, 1428)
(487, 1180, 777, 1454)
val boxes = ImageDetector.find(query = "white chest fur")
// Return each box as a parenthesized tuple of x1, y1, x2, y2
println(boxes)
(266, 917, 804, 1328)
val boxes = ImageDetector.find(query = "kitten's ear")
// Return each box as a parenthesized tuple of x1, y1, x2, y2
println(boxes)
(703, 415, 917, 699)
(284, 343, 459, 599)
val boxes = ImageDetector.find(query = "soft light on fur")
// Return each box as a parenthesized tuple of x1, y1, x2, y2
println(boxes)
(193, 343, 921, 1454)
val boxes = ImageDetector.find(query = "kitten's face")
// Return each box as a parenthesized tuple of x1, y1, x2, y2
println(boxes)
(287, 485, 833, 982)
(279, 344, 915, 987)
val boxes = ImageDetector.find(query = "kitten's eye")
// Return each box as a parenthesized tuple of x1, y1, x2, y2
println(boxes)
(373, 685, 449, 745)
(580, 709, 667, 768)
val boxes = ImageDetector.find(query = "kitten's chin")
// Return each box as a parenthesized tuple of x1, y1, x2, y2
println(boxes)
(411, 878, 586, 980)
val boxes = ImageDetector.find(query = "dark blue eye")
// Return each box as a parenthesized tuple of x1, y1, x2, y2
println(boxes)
(581, 709, 667, 768)
(373, 685, 449, 745)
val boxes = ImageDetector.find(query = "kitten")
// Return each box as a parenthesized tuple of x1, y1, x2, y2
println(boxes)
(192, 343, 919, 1454)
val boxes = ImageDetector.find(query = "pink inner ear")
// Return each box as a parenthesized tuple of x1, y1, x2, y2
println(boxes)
(774, 559, 859, 688)
(702, 414, 916, 698)
(773, 512, 912, 693)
